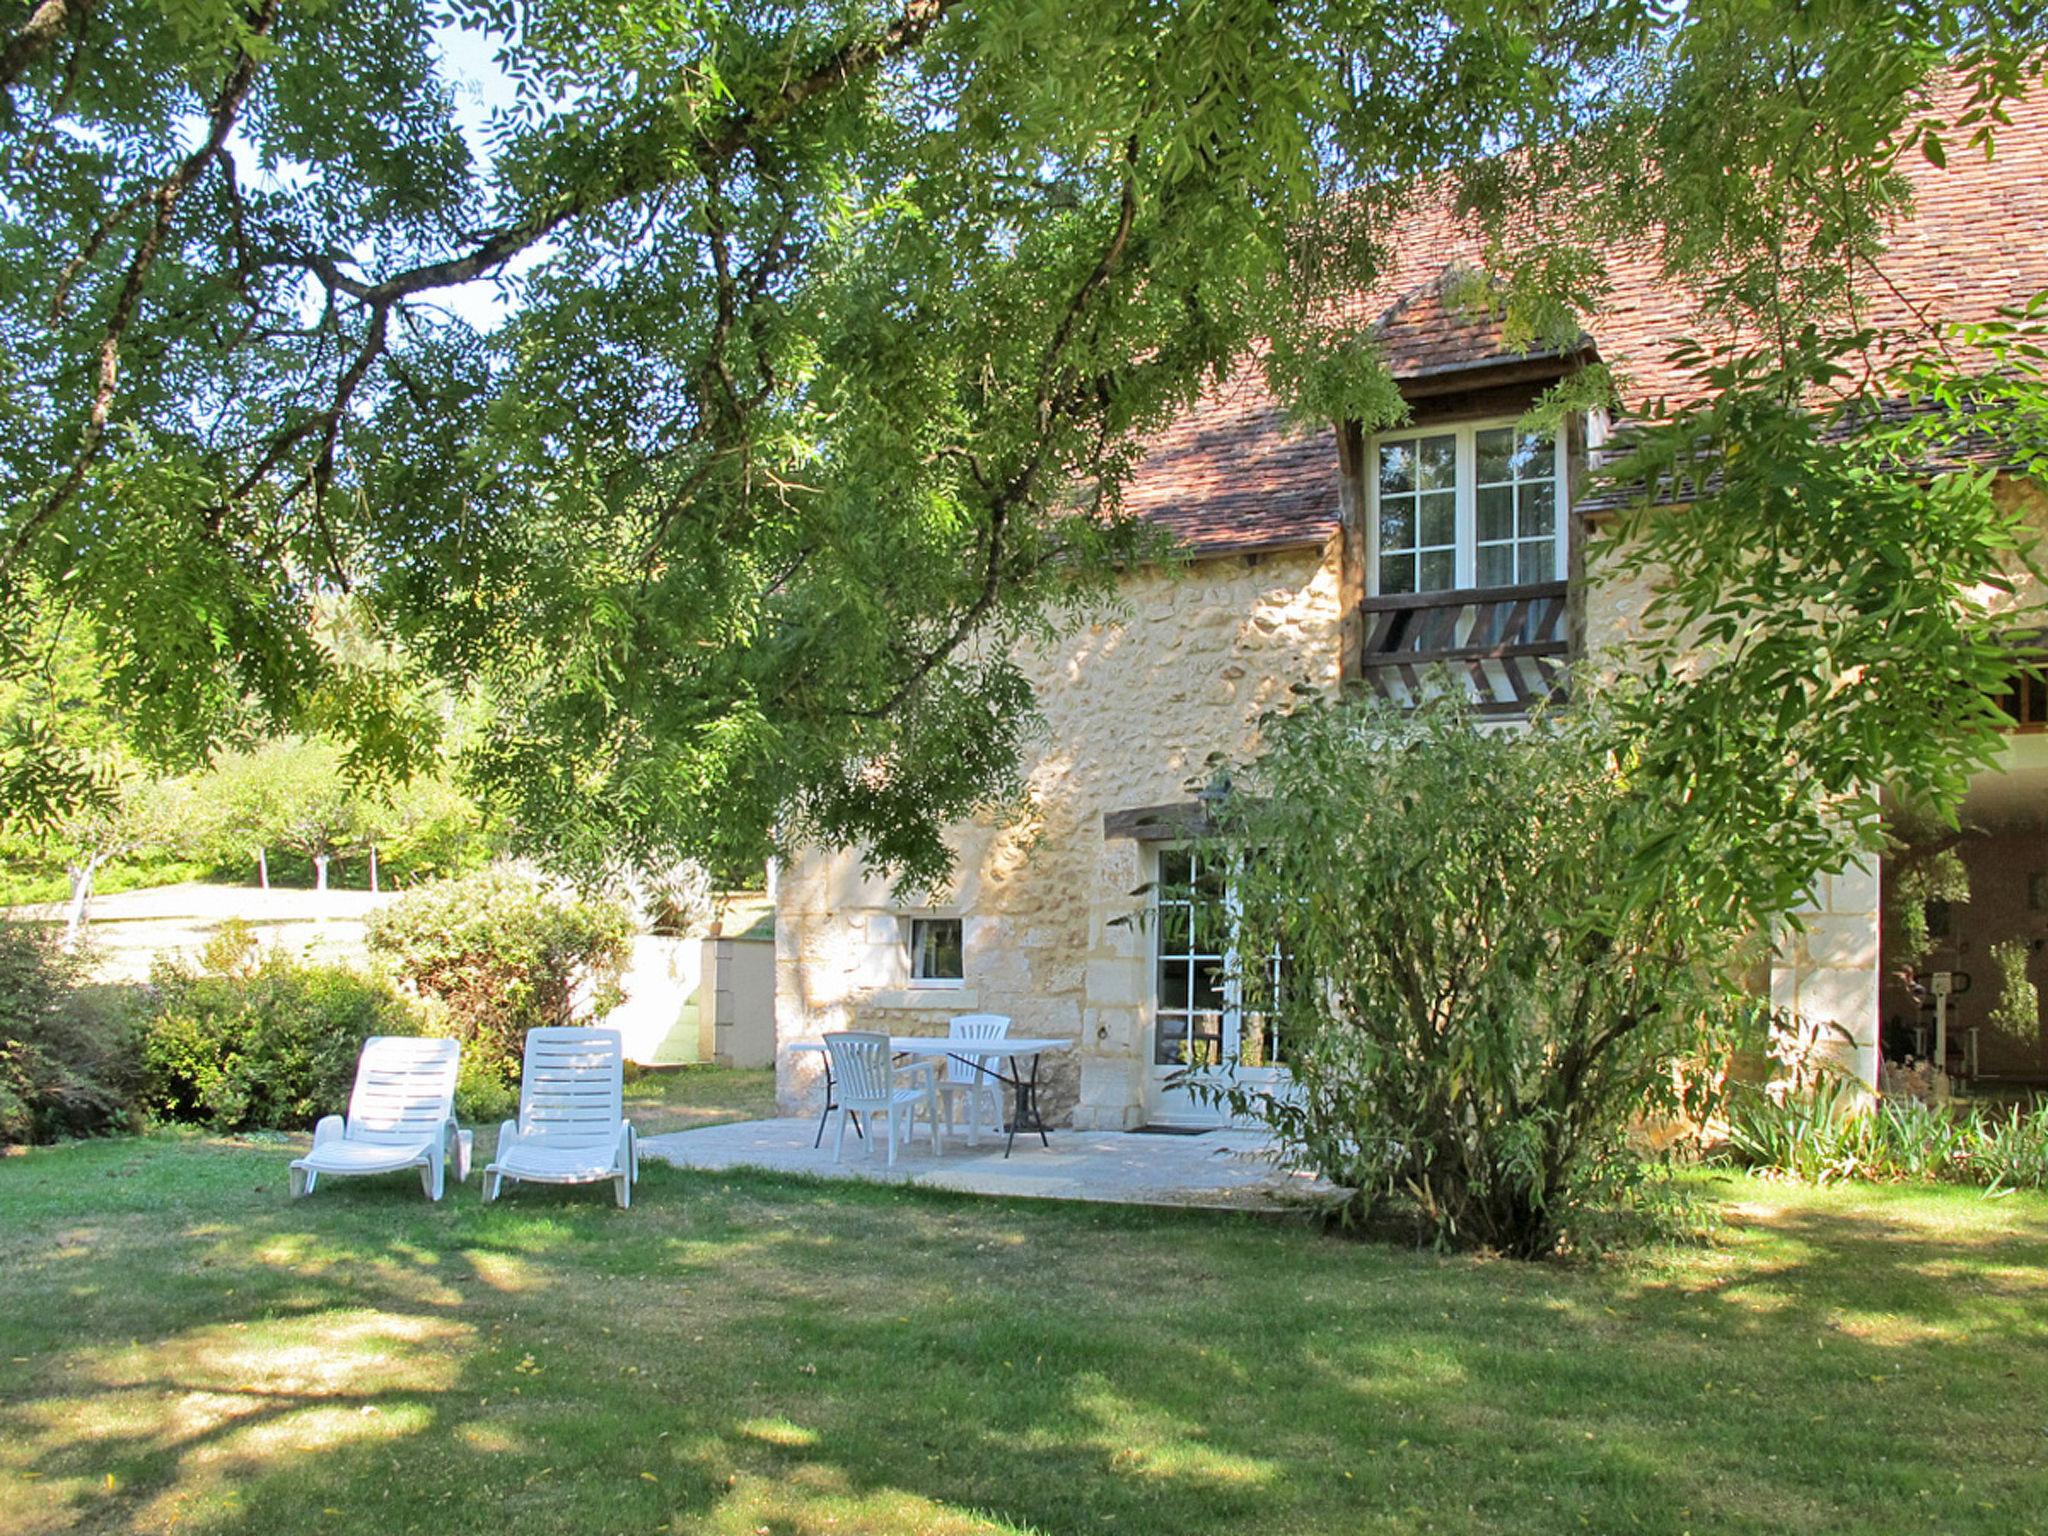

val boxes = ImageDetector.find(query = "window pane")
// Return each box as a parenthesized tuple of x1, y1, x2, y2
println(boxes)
(1518, 539, 1555, 584)
(1160, 962, 1190, 1010)
(1379, 499, 1415, 552)
(1477, 543, 1514, 587)
(1417, 434, 1457, 491)
(1237, 1013, 1273, 1068)
(1379, 552, 1415, 595)
(911, 917, 963, 980)
(1476, 427, 1513, 484)
(1477, 484, 1513, 543)
(1511, 431, 1554, 479)
(1153, 1014, 1192, 1067)
(1519, 479, 1556, 536)
(1157, 901, 1190, 951)
(1193, 960, 1226, 1010)
(1419, 490, 1455, 548)
(1379, 443, 1414, 496)
(1158, 848, 1193, 893)
(1418, 549, 1456, 591)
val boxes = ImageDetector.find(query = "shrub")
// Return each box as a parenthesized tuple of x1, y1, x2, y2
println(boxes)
(0, 923, 139, 1142)
(365, 864, 634, 1099)
(138, 946, 422, 1132)
(1197, 692, 1755, 1258)
(452, 1048, 519, 1124)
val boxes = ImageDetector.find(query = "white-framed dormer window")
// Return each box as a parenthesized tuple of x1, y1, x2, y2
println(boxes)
(1371, 420, 1565, 595)
(906, 916, 965, 987)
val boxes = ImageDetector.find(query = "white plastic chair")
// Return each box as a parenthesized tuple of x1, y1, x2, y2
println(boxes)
(482, 1027, 638, 1208)
(823, 1031, 940, 1167)
(935, 1013, 1010, 1147)
(289, 1036, 467, 1201)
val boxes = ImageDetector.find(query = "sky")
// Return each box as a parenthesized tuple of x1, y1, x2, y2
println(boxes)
(426, 20, 530, 332)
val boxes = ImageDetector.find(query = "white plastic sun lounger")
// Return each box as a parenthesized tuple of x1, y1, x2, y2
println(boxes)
(482, 1027, 637, 1208)
(289, 1035, 467, 1201)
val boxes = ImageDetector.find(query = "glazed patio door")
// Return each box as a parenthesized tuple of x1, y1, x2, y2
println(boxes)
(1146, 846, 1288, 1126)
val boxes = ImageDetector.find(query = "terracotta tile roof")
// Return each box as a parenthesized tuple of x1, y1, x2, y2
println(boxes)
(1114, 362, 1340, 554)
(1129, 88, 2048, 552)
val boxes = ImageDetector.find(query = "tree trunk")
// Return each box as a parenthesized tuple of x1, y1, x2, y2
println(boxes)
(62, 857, 100, 949)
(313, 852, 330, 892)
(368, 843, 379, 893)
(256, 846, 269, 889)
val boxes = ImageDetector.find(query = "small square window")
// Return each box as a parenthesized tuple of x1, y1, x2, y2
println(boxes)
(908, 917, 964, 985)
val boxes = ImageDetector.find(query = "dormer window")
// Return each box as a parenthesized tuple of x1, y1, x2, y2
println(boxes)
(1372, 421, 1565, 595)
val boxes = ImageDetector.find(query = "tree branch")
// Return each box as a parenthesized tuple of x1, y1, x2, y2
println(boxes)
(0, 0, 81, 90)
(1034, 134, 1140, 432)
(10, 0, 276, 581)
(249, 0, 963, 316)
(854, 143, 1144, 722)
(698, 0, 958, 163)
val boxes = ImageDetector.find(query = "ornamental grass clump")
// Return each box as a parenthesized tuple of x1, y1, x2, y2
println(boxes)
(1724, 1078, 2048, 1191)
(1198, 692, 1758, 1258)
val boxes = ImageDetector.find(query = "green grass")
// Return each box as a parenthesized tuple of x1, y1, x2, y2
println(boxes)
(1, 1103, 2044, 1536)
(624, 1064, 779, 1136)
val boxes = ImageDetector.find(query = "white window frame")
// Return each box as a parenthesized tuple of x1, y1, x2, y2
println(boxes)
(905, 915, 966, 989)
(1367, 418, 1569, 597)
(1150, 847, 1288, 1073)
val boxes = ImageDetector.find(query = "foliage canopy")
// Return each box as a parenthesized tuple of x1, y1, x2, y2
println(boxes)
(7, 1, 2044, 880)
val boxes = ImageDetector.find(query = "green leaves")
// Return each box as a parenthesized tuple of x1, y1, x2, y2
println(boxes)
(1207, 691, 1753, 1256)
(364, 863, 635, 1093)
(1595, 318, 2048, 931)
(8, 0, 2048, 890)
(1, 0, 1634, 880)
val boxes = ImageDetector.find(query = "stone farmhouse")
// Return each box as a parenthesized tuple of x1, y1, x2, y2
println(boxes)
(774, 98, 2048, 1129)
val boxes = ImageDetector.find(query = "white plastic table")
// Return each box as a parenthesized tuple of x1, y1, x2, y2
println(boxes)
(788, 1035, 1074, 1157)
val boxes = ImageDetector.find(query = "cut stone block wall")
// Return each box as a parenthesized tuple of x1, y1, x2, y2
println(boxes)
(776, 477, 2048, 1124)
(1771, 857, 1883, 1091)
(775, 541, 1346, 1128)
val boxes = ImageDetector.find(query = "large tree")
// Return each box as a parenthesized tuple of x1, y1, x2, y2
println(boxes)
(3, 0, 2044, 883)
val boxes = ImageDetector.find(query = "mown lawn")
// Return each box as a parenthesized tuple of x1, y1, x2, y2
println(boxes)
(624, 1064, 781, 1137)
(1, 1093, 2043, 1536)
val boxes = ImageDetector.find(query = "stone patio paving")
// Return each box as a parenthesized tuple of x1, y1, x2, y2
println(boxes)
(638, 1117, 1334, 1210)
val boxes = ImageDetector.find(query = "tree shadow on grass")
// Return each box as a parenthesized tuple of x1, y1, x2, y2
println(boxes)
(3, 1150, 2046, 1535)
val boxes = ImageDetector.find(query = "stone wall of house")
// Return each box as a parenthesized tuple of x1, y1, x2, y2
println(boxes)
(774, 539, 1346, 1129)
(1584, 479, 2048, 653)
(776, 478, 2048, 1125)
(1579, 513, 1891, 1085)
